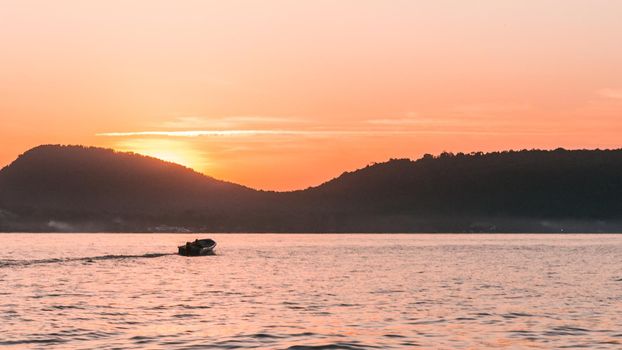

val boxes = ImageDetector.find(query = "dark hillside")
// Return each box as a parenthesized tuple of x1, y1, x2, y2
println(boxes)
(273, 149, 622, 232)
(0, 145, 260, 231)
(300, 149, 622, 218)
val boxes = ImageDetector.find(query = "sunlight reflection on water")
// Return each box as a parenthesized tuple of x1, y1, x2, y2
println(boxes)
(1, 234, 622, 349)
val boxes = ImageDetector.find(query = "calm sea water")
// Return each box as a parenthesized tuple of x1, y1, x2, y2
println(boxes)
(1, 234, 622, 349)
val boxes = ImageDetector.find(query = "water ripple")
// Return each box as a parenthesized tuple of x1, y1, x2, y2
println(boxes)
(1, 233, 621, 349)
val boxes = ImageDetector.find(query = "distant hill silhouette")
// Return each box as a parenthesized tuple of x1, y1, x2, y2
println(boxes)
(0, 145, 260, 232)
(1, 145, 622, 232)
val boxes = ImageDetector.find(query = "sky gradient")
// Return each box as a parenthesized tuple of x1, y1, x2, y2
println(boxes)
(1, 0, 622, 190)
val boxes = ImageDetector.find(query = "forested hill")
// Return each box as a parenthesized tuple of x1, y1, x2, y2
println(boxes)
(0, 145, 261, 232)
(1, 145, 622, 232)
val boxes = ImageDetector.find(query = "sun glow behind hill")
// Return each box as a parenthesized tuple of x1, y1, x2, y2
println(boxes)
(112, 138, 209, 172)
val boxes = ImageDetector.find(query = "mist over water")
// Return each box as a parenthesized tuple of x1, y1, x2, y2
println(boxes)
(1, 234, 622, 349)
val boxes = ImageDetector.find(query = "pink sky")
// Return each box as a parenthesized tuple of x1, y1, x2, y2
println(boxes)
(1, 0, 621, 190)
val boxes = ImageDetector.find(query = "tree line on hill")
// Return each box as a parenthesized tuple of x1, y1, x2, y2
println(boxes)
(1, 145, 622, 232)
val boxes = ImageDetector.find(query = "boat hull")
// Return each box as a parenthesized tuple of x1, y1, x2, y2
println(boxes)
(178, 239, 216, 256)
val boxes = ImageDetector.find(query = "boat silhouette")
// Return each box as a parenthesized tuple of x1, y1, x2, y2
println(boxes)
(178, 238, 216, 256)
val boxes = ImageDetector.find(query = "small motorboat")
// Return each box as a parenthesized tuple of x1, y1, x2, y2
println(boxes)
(178, 238, 217, 256)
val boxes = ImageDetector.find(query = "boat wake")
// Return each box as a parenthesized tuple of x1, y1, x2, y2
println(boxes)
(0, 253, 174, 268)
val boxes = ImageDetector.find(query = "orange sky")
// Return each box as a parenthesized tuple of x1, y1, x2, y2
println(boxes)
(1, 0, 621, 190)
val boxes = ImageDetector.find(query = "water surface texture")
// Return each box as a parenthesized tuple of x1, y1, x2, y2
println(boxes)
(1, 234, 622, 349)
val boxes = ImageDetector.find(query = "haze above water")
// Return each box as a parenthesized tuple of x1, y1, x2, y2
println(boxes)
(1, 234, 622, 349)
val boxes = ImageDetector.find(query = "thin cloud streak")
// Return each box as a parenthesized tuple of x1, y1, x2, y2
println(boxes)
(98, 130, 302, 137)
(366, 118, 459, 125)
(160, 116, 310, 129)
(97, 129, 571, 138)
